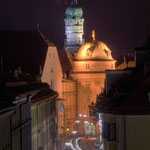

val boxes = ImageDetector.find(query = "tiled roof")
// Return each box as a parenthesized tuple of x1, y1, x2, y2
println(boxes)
(97, 69, 150, 115)
(0, 30, 48, 75)
(0, 82, 57, 110)
(57, 50, 72, 73)
(116, 75, 150, 114)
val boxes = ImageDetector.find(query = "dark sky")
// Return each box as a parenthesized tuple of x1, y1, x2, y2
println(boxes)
(0, 0, 150, 56)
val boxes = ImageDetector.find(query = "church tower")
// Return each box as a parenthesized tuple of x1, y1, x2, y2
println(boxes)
(64, 0, 85, 54)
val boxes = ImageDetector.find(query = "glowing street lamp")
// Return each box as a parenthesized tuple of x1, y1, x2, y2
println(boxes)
(72, 130, 78, 134)
(66, 128, 70, 132)
(65, 142, 71, 146)
(83, 114, 87, 118)
(84, 120, 88, 124)
(79, 114, 82, 117)
(75, 120, 80, 123)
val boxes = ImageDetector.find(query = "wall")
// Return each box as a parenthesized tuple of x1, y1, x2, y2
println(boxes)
(71, 60, 115, 136)
(32, 97, 57, 150)
(62, 79, 77, 134)
(73, 61, 115, 72)
(125, 115, 150, 150)
(41, 46, 63, 98)
(0, 110, 14, 150)
(11, 98, 32, 150)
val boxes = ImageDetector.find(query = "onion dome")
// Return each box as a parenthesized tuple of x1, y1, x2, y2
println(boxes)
(76, 41, 114, 61)
(65, 1, 83, 18)
(75, 30, 114, 60)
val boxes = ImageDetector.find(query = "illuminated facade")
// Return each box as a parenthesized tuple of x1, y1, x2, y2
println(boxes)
(71, 39, 116, 135)
(64, 0, 84, 54)
(42, 1, 116, 135)
(72, 40, 116, 115)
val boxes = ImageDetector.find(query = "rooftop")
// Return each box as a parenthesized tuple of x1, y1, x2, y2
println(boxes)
(0, 30, 48, 75)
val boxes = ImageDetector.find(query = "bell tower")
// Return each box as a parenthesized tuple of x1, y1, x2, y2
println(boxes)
(64, 0, 85, 54)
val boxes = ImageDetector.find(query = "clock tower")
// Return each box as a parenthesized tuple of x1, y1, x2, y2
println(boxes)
(64, 0, 85, 54)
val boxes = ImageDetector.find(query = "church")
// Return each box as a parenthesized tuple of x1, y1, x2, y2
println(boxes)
(42, 0, 116, 136)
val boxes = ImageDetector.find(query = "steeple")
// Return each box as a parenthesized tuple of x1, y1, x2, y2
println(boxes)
(71, 0, 78, 5)
(64, 0, 84, 54)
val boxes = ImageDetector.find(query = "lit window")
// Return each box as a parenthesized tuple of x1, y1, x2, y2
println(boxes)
(86, 83, 90, 89)
(86, 64, 90, 69)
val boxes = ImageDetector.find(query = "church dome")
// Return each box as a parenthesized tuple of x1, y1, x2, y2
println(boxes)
(66, 6, 83, 18)
(76, 41, 114, 61)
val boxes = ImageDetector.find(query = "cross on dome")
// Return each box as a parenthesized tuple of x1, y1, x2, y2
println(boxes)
(92, 30, 96, 41)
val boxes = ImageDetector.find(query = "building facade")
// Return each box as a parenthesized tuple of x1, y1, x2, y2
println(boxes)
(42, 37, 116, 136)
(31, 87, 58, 150)
(96, 36, 150, 150)
(0, 81, 58, 150)
(42, 1, 116, 136)
(0, 82, 33, 150)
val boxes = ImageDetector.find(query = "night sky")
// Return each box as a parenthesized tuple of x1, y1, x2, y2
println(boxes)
(0, 0, 150, 57)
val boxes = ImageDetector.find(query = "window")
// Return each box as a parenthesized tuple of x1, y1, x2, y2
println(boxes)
(86, 95, 90, 103)
(111, 63, 114, 68)
(76, 21, 79, 25)
(51, 67, 53, 73)
(86, 83, 90, 89)
(86, 64, 90, 69)
(51, 79, 54, 88)
(109, 123, 116, 141)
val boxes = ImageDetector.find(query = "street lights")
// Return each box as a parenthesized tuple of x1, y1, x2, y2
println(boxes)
(72, 130, 78, 134)
(74, 113, 88, 136)
(83, 114, 87, 118)
(75, 120, 80, 123)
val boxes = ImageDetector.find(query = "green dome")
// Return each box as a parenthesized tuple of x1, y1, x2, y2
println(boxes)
(66, 6, 83, 18)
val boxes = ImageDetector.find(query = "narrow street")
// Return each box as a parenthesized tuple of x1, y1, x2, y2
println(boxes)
(63, 137, 100, 150)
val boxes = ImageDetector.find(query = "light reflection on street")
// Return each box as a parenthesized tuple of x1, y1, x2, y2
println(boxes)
(63, 137, 100, 150)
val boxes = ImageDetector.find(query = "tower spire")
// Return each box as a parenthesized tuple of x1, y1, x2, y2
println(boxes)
(64, 0, 84, 54)
(71, 0, 78, 5)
